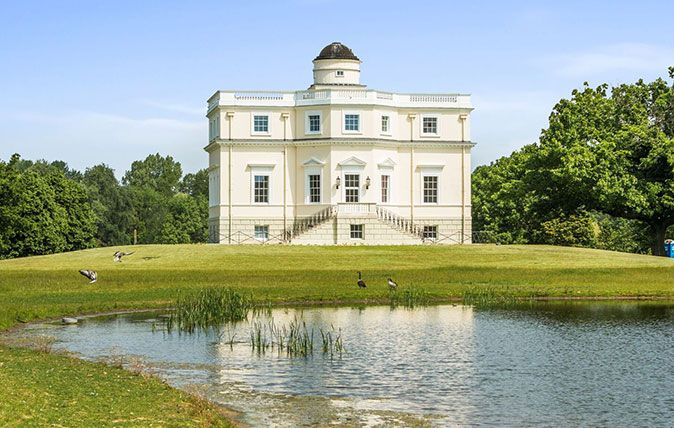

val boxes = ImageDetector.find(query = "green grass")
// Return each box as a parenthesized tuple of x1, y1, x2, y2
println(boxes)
(0, 346, 233, 427)
(1, 243, 673, 426)
(1, 244, 673, 330)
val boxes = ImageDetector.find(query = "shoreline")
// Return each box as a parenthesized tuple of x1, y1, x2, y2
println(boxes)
(5, 294, 673, 334)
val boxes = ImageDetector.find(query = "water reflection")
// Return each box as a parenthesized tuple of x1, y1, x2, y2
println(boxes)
(16, 302, 674, 427)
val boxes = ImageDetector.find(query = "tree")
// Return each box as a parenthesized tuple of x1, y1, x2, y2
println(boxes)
(0, 155, 96, 258)
(122, 153, 182, 196)
(160, 193, 208, 244)
(127, 186, 169, 244)
(179, 168, 209, 199)
(83, 164, 133, 246)
(530, 70, 674, 255)
(472, 145, 537, 243)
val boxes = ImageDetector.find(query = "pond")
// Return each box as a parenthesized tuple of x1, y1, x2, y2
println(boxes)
(17, 302, 674, 427)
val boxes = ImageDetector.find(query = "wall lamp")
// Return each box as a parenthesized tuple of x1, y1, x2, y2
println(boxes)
(365, 176, 371, 189)
(336, 176, 341, 189)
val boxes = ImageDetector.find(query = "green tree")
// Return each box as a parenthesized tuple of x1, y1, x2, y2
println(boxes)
(127, 187, 169, 244)
(83, 164, 133, 246)
(530, 70, 674, 255)
(472, 145, 537, 243)
(159, 193, 208, 244)
(179, 168, 209, 199)
(122, 153, 182, 196)
(0, 155, 95, 258)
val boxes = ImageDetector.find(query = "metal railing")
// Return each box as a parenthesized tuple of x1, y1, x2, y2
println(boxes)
(288, 205, 337, 240)
(216, 230, 287, 245)
(375, 206, 424, 238)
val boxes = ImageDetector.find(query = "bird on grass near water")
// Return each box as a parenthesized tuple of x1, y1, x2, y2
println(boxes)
(357, 271, 367, 288)
(387, 277, 398, 291)
(78, 270, 97, 284)
(113, 251, 134, 262)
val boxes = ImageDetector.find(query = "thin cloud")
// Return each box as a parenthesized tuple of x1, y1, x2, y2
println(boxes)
(540, 43, 674, 77)
(1, 110, 205, 176)
(138, 99, 204, 116)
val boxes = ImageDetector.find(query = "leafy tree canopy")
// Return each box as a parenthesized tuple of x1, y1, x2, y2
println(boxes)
(122, 153, 182, 196)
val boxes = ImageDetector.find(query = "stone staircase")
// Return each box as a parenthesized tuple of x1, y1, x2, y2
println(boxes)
(290, 204, 423, 245)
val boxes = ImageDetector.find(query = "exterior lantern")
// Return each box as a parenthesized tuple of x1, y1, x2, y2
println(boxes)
(336, 176, 341, 189)
(365, 176, 371, 189)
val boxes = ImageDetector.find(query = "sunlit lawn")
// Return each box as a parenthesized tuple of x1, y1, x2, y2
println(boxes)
(1, 244, 672, 427)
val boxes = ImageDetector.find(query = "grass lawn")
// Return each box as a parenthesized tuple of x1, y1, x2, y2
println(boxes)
(1, 244, 673, 426)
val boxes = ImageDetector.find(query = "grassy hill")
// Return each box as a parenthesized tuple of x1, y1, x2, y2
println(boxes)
(0, 244, 672, 426)
(1, 244, 673, 330)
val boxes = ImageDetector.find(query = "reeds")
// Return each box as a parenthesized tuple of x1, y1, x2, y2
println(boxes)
(389, 287, 431, 309)
(166, 287, 254, 333)
(461, 286, 526, 308)
(249, 316, 344, 358)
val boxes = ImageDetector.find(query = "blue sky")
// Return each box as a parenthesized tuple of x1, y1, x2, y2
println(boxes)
(1, 0, 673, 176)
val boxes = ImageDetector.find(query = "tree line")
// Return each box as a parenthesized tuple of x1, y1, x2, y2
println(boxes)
(473, 68, 674, 255)
(2, 71, 672, 258)
(0, 153, 208, 259)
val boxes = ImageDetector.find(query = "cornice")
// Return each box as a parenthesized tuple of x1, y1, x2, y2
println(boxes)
(204, 138, 476, 151)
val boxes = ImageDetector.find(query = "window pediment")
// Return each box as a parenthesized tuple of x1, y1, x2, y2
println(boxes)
(302, 157, 326, 167)
(338, 156, 366, 167)
(377, 158, 396, 169)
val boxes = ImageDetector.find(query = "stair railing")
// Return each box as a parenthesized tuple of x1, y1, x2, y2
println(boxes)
(287, 205, 337, 240)
(375, 206, 424, 239)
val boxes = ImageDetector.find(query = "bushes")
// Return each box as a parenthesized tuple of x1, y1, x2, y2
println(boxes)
(541, 215, 599, 248)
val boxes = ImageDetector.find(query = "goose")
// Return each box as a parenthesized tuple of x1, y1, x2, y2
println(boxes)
(387, 277, 398, 291)
(113, 251, 134, 262)
(78, 269, 97, 283)
(357, 271, 367, 288)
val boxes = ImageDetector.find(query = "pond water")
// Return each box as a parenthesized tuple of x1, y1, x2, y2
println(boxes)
(18, 303, 674, 427)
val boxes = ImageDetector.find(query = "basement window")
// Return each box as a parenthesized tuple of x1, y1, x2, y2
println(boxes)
(254, 225, 269, 241)
(423, 225, 438, 240)
(350, 224, 364, 239)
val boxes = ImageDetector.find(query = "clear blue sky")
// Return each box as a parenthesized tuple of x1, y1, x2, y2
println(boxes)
(1, 0, 673, 176)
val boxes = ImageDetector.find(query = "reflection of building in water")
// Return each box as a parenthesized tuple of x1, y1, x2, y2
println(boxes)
(214, 305, 477, 425)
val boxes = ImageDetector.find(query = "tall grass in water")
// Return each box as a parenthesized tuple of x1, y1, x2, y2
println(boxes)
(250, 316, 344, 358)
(462, 286, 531, 308)
(389, 287, 431, 309)
(166, 287, 254, 333)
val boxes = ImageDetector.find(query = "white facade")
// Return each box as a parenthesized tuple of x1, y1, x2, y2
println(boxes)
(205, 42, 474, 244)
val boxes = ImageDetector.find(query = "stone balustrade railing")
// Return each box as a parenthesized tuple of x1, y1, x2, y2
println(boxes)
(208, 89, 471, 112)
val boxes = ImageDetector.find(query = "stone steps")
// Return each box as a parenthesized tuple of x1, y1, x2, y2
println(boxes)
(292, 215, 422, 245)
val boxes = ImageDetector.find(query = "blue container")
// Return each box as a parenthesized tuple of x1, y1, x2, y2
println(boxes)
(665, 241, 674, 258)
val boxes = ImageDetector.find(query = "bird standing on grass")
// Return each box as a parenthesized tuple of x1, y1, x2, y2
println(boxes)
(78, 270, 97, 284)
(387, 277, 398, 291)
(113, 251, 134, 262)
(357, 271, 367, 288)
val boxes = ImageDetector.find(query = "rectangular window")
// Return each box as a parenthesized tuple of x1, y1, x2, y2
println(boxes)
(253, 115, 269, 133)
(254, 225, 269, 241)
(309, 174, 321, 203)
(423, 175, 438, 203)
(344, 114, 360, 132)
(254, 175, 269, 203)
(344, 174, 360, 202)
(308, 114, 321, 133)
(381, 175, 390, 203)
(423, 225, 438, 240)
(381, 115, 389, 133)
(422, 117, 438, 134)
(350, 224, 363, 239)
(336, 70, 344, 77)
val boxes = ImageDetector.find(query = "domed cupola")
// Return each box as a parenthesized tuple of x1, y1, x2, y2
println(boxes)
(311, 42, 364, 89)
(314, 42, 360, 61)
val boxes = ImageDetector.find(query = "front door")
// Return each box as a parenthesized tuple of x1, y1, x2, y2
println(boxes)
(344, 174, 360, 202)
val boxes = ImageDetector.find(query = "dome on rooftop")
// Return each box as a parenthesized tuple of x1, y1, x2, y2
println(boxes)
(314, 42, 360, 61)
